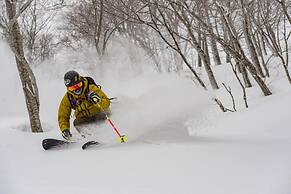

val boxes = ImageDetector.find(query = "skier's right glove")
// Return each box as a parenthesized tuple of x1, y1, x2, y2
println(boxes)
(62, 129, 72, 140)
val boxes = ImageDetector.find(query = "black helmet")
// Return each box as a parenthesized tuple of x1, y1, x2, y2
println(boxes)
(64, 70, 83, 95)
(64, 70, 81, 87)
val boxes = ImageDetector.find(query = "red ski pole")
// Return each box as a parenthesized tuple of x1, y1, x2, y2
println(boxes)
(95, 102, 127, 143)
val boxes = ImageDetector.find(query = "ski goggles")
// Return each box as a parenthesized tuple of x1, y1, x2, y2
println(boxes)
(68, 82, 83, 91)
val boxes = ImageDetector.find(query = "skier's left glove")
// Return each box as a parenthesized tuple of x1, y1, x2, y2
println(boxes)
(62, 129, 72, 140)
(88, 91, 101, 104)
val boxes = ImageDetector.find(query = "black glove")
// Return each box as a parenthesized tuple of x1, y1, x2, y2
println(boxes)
(88, 91, 101, 104)
(62, 129, 72, 140)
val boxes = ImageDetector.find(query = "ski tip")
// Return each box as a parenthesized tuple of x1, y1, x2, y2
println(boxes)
(42, 139, 51, 150)
(42, 138, 70, 150)
(82, 141, 99, 150)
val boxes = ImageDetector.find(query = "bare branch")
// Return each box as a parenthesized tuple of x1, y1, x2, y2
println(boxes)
(222, 82, 236, 112)
(8, 0, 34, 31)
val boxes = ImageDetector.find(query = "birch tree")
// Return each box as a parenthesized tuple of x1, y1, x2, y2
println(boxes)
(240, 0, 265, 77)
(170, 0, 272, 96)
(169, 1, 219, 89)
(4, 0, 42, 132)
(203, 0, 222, 66)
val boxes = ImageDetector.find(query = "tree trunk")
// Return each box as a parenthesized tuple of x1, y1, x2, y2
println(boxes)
(214, 4, 272, 96)
(254, 32, 270, 77)
(240, 0, 264, 77)
(277, 0, 291, 25)
(93, 0, 104, 57)
(223, 28, 231, 63)
(202, 35, 211, 66)
(201, 35, 219, 89)
(148, 4, 207, 89)
(5, 0, 42, 133)
(242, 21, 264, 77)
(204, 5, 221, 66)
(283, 65, 291, 85)
(210, 35, 222, 66)
(197, 30, 202, 67)
(170, 2, 219, 89)
(239, 61, 252, 88)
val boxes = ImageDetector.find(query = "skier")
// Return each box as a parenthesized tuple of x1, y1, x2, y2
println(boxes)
(58, 70, 111, 140)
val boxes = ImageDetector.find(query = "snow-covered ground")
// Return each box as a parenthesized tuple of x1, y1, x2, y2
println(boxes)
(0, 41, 291, 194)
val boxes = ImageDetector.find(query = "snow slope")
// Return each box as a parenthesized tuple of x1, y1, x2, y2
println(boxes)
(0, 41, 291, 194)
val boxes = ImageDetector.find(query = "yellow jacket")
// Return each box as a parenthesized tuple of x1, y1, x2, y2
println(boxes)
(58, 77, 110, 132)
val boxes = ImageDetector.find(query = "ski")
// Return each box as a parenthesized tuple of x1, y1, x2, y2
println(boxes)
(81, 141, 100, 150)
(42, 138, 100, 150)
(42, 138, 73, 150)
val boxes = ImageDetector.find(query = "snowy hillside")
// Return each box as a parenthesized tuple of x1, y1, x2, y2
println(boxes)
(0, 40, 291, 194)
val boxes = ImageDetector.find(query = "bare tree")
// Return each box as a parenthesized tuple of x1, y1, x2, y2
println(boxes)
(169, 1, 219, 89)
(171, 0, 272, 96)
(63, 0, 108, 55)
(253, 0, 291, 84)
(240, 0, 264, 77)
(230, 60, 249, 108)
(267, 14, 291, 84)
(20, 0, 55, 63)
(38, 33, 55, 62)
(4, 0, 42, 133)
(63, 0, 143, 57)
(215, 2, 271, 95)
(203, 0, 222, 66)
(274, 0, 291, 25)
(220, 0, 252, 88)
(155, 4, 207, 88)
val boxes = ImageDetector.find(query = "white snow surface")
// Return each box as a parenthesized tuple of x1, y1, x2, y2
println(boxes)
(0, 40, 291, 194)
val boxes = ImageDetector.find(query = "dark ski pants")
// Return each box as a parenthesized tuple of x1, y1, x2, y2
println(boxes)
(73, 110, 111, 134)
